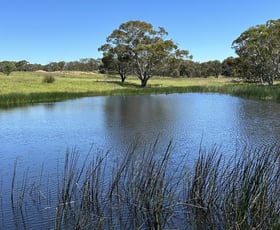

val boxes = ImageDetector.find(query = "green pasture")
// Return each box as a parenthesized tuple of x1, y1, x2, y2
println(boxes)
(0, 71, 280, 107)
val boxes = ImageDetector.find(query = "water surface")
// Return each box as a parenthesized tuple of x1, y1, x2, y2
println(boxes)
(1, 93, 280, 228)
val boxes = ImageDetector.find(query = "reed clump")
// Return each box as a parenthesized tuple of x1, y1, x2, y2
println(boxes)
(7, 142, 280, 229)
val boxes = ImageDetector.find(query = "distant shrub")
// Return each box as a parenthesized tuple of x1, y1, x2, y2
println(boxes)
(43, 75, 55, 83)
(0, 61, 16, 76)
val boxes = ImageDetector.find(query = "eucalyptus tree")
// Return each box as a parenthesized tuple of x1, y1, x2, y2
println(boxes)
(99, 45, 131, 83)
(0, 61, 16, 75)
(79, 58, 99, 72)
(199, 60, 222, 78)
(15, 60, 29, 71)
(99, 20, 190, 87)
(207, 60, 222, 77)
(45, 61, 65, 72)
(222, 57, 241, 77)
(266, 19, 280, 83)
(232, 19, 280, 85)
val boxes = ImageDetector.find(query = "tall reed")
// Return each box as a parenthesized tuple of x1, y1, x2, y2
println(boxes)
(6, 142, 280, 229)
(185, 144, 280, 229)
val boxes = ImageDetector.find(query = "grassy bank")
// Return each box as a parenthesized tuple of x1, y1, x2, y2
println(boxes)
(8, 142, 280, 229)
(1, 71, 280, 107)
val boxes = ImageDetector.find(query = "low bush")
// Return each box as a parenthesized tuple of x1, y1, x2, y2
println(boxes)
(43, 74, 55, 83)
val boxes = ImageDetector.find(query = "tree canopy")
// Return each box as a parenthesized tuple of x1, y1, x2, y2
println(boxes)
(232, 19, 280, 85)
(0, 61, 16, 75)
(99, 20, 191, 87)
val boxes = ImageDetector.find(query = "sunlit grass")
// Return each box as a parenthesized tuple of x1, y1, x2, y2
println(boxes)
(0, 71, 120, 94)
(0, 72, 235, 95)
(1, 71, 280, 107)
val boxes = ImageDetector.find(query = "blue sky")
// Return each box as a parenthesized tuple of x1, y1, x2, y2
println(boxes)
(1, 0, 279, 64)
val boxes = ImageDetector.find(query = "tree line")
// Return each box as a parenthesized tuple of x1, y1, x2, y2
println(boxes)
(1, 19, 279, 86)
(0, 56, 240, 79)
(0, 58, 101, 76)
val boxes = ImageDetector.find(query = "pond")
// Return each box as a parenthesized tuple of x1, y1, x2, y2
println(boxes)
(1, 93, 280, 228)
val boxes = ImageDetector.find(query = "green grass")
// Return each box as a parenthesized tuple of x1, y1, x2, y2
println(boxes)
(1, 71, 280, 107)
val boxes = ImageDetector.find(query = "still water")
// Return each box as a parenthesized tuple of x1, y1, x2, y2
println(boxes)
(1, 93, 280, 228)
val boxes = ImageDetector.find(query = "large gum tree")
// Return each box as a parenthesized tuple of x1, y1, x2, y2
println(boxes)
(232, 19, 280, 85)
(99, 20, 190, 87)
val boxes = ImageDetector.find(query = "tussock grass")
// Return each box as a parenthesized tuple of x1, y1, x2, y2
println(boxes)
(1, 71, 280, 107)
(42, 74, 55, 83)
(7, 141, 280, 229)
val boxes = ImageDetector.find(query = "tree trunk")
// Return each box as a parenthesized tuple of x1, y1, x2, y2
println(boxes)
(120, 73, 126, 83)
(268, 77, 274, 86)
(141, 78, 148, 87)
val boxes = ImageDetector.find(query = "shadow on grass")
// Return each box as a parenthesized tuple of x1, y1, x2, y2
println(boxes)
(107, 80, 140, 88)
